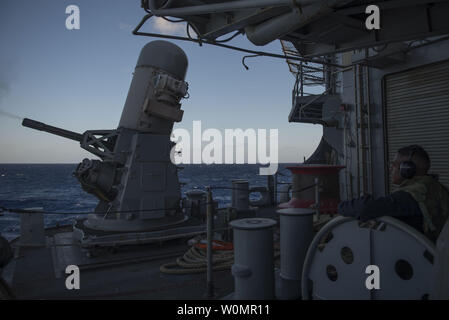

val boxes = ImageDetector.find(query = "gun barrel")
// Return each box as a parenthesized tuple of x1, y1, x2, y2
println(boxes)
(22, 118, 84, 142)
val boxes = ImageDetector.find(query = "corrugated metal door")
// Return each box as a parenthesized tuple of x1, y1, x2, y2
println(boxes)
(385, 60, 449, 191)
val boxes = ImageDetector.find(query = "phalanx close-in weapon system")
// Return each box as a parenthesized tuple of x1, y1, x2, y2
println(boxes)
(22, 41, 190, 233)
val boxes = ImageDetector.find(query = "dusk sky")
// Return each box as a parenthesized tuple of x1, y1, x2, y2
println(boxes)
(0, 0, 323, 163)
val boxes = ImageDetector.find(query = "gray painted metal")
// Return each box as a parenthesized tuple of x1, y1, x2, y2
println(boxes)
(277, 208, 314, 300)
(82, 41, 189, 232)
(146, 1, 449, 56)
(185, 190, 207, 218)
(278, 184, 292, 204)
(147, 0, 311, 16)
(357, 36, 449, 199)
(83, 133, 184, 232)
(294, 2, 449, 57)
(9, 228, 236, 299)
(22, 42, 189, 235)
(385, 60, 449, 190)
(19, 212, 45, 246)
(289, 94, 342, 126)
(21, 119, 118, 160)
(230, 218, 276, 299)
(245, 1, 352, 46)
(302, 216, 435, 300)
(137, 40, 188, 80)
(81, 130, 118, 160)
(232, 180, 250, 211)
(119, 41, 188, 134)
(22, 118, 84, 142)
(73, 223, 205, 247)
(432, 218, 449, 299)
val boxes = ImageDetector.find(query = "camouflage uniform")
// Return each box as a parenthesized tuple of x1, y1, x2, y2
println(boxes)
(397, 175, 449, 242)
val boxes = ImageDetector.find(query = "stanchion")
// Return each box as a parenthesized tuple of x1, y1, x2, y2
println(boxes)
(206, 186, 214, 298)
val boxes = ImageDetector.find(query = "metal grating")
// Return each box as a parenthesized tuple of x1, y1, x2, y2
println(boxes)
(281, 40, 326, 92)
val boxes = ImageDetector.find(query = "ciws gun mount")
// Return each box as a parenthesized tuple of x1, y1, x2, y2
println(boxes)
(22, 41, 190, 234)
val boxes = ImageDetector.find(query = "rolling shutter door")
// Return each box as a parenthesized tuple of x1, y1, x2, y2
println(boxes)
(385, 60, 449, 191)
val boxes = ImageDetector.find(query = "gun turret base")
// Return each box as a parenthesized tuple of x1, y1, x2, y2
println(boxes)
(73, 216, 204, 248)
(83, 214, 189, 233)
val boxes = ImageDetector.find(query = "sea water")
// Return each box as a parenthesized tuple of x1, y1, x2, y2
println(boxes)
(0, 164, 292, 240)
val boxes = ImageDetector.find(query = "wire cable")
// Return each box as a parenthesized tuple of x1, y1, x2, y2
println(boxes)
(160, 245, 234, 274)
(242, 54, 262, 70)
(159, 242, 280, 275)
(214, 30, 242, 43)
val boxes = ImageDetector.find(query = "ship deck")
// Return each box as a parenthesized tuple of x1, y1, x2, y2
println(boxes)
(3, 206, 288, 300)
(8, 239, 234, 299)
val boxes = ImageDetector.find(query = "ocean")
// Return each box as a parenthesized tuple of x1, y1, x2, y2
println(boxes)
(0, 164, 293, 240)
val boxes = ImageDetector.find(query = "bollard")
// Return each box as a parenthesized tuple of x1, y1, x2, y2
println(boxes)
(277, 208, 314, 299)
(231, 179, 246, 208)
(279, 184, 292, 204)
(280, 165, 345, 214)
(230, 218, 277, 299)
(186, 189, 207, 218)
(232, 180, 249, 211)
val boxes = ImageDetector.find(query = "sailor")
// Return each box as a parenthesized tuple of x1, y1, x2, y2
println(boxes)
(338, 145, 449, 242)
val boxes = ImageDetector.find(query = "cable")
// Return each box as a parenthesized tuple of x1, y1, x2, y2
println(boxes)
(0, 205, 184, 216)
(160, 242, 280, 275)
(214, 30, 242, 43)
(186, 22, 203, 46)
(242, 54, 261, 70)
(160, 245, 234, 274)
(162, 16, 185, 23)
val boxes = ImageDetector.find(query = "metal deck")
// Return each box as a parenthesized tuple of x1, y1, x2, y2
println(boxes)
(4, 206, 284, 299)
(8, 238, 234, 299)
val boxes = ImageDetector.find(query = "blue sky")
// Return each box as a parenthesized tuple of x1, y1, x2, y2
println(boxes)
(0, 0, 323, 163)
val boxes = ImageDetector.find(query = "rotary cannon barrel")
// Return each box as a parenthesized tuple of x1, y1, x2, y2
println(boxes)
(22, 118, 84, 142)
